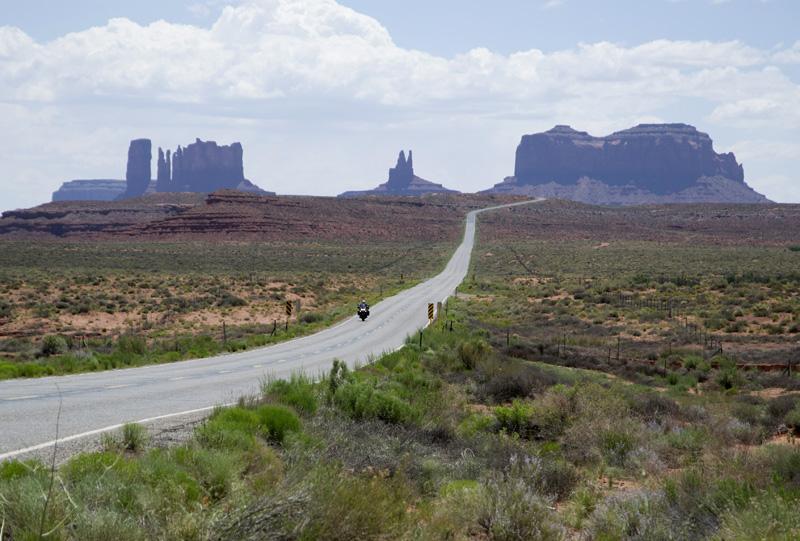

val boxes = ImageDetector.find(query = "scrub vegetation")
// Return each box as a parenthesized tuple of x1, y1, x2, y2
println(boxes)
(2, 300, 799, 539)
(0, 240, 454, 379)
(2, 201, 799, 539)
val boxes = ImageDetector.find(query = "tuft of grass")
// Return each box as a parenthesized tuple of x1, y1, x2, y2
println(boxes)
(121, 423, 149, 452)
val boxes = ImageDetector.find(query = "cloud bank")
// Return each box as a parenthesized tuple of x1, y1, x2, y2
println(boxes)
(1, 0, 798, 209)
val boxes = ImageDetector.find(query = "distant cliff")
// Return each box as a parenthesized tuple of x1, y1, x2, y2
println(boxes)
(485, 124, 768, 204)
(52, 179, 126, 202)
(339, 150, 459, 198)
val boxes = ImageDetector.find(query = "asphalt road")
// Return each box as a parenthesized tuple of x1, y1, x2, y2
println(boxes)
(0, 200, 539, 460)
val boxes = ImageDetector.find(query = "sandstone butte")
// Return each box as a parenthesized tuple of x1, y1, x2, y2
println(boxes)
(484, 123, 769, 205)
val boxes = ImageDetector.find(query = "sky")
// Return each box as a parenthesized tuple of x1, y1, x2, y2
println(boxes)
(1, 0, 799, 211)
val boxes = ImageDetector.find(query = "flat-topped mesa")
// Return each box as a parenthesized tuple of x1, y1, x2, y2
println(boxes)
(339, 149, 459, 197)
(52, 179, 126, 202)
(485, 123, 765, 204)
(514, 123, 744, 193)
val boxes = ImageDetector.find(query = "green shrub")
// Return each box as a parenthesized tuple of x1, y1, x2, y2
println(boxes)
(457, 339, 491, 369)
(116, 335, 147, 355)
(301, 312, 323, 324)
(41, 334, 68, 356)
(300, 468, 410, 540)
(494, 400, 534, 436)
(600, 428, 637, 467)
(255, 404, 301, 443)
(333, 381, 415, 424)
(784, 405, 800, 433)
(328, 359, 350, 397)
(264, 374, 318, 415)
(197, 407, 260, 450)
(713, 492, 800, 540)
(457, 412, 495, 437)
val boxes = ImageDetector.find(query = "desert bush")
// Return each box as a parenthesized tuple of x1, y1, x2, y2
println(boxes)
(41, 334, 68, 356)
(600, 427, 639, 467)
(494, 400, 535, 436)
(298, 467, 410, 540)
(333, 381, 415, 424)
(480, 366, 542, 402)
(328, 359, 350, 397)
(255, 404, 301, 443)
(264, 374, 318, 415)
(784, 405, 800, 434)
(301, 311, 323, 324)
(116, 335, 147, 356)
(713, 491, 800, 540)
(630, 393, 679, 422)
(530, 385, 577, 439)
(476, 474, 563, 541)
(197, 407, 260, 450)
(217, 292, 247, 308)
(716, 366, 742, 390)
(198, 404, 300, 449)
(586, 490, 677, 540)
(458, 338, 491, 369)
(0, 472, 71, 540)
(768, 394, 799, 422)
(521, 455, 580, 501)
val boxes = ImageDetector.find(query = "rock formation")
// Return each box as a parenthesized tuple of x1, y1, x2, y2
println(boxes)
(155, 147, 172, 192)
(52, 179, 126, 202)
(339, 150, 459, 197)
(485, 124, 768, 204)
(115, 138, 271, 199)
(172, 139, 246, 192)
(121, 139, 152, 199)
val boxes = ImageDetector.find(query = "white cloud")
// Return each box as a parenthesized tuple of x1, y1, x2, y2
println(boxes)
(0, 0, 799, 208)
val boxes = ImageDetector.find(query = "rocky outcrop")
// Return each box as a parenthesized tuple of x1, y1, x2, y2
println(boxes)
(339, 150, 459, 197)
(485, 124, 768, 204)
(52, 179, 126, 202)
(122, 139, 152, 198)
(155, 147, 172, 192)
(172, 139, 246, 192)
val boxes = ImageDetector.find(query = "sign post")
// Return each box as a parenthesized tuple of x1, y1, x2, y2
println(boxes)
(285, 300, 293, 331)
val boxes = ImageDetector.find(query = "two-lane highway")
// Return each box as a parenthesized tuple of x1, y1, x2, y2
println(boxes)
(0, 200, 540, 460)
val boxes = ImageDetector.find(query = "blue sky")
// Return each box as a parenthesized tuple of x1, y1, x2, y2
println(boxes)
(1, 0, 798, 210)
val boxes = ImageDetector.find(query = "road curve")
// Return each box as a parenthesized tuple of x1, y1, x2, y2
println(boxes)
(0, 200, 540, 460)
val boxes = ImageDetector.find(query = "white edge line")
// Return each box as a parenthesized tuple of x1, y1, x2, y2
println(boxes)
(0, 401, 236, 462)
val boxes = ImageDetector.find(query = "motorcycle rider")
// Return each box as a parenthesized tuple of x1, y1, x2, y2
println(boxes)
(358, 299, 370, 312)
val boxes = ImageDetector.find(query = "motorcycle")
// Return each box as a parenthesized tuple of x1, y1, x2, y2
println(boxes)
(357, 305, 370, 321)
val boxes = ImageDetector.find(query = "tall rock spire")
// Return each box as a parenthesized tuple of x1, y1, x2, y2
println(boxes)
(156, 147, 171, 192)
(122, 138, 151, 198)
